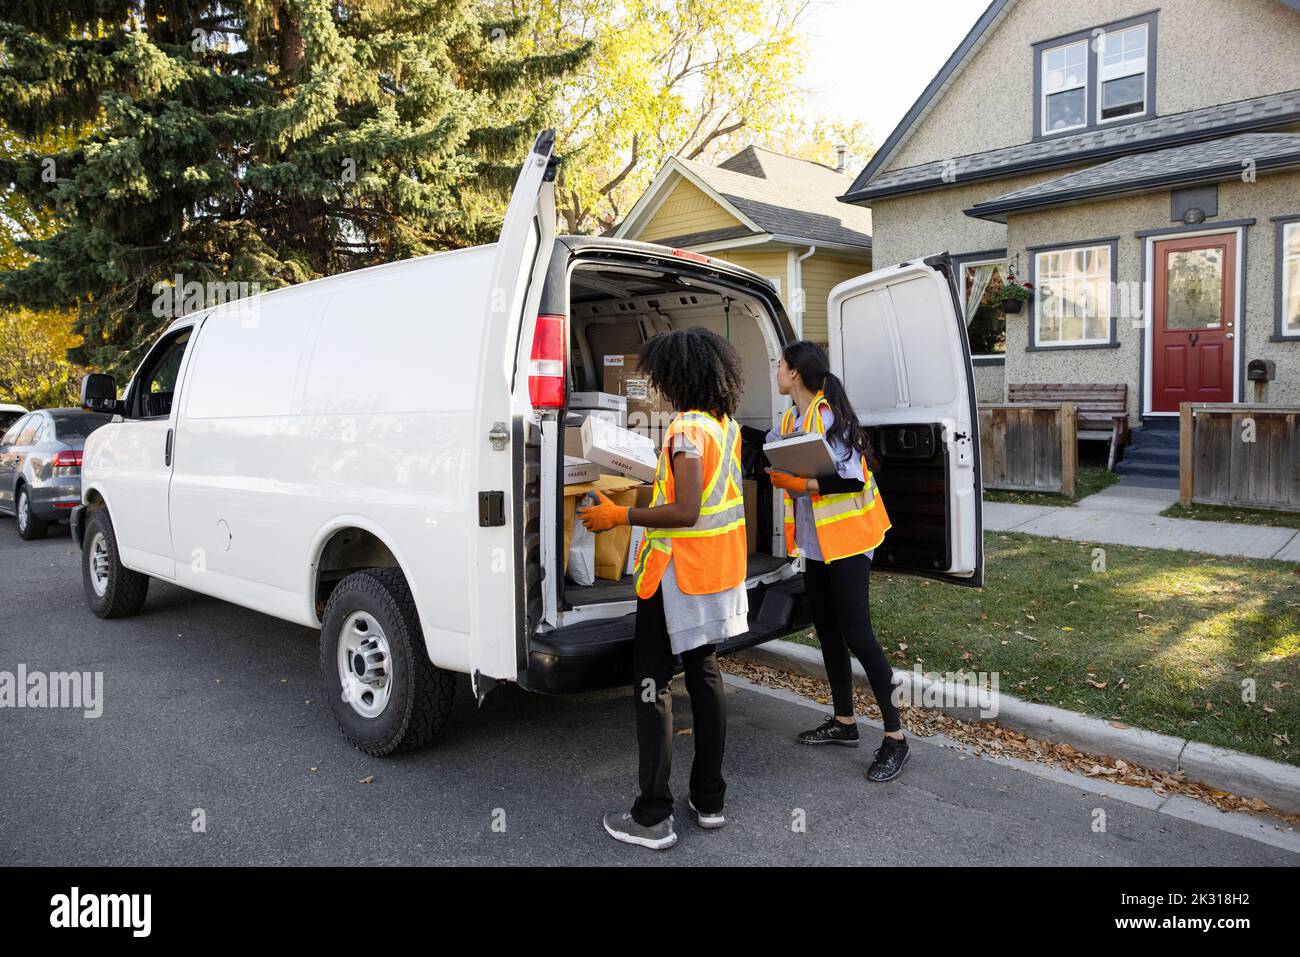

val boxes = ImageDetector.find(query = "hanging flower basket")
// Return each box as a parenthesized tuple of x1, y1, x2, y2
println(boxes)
(999, 274, 1033, 314)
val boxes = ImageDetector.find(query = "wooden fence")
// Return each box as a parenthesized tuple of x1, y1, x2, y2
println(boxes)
(978, 402, 1077, 497)
(1179, 403, 1300, 511)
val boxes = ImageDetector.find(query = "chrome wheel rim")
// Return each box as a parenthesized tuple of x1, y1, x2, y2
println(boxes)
(16, 491, 28, 532)
(337, 611, 393, 719)
(89, 531, 110, 597)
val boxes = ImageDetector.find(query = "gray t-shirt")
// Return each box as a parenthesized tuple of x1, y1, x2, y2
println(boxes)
(659, 428, 749, 654)
(767, 405, 873, 563)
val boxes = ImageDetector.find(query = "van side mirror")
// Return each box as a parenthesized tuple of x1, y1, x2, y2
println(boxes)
(81, 373, 121, 414)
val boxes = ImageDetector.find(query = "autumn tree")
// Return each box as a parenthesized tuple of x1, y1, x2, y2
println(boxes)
(0, 1, 589, 374)
(495, 0, 810, 235)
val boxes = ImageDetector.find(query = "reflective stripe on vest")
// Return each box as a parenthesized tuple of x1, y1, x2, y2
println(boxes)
(779, 392, 891, 563)
(633, 411, 747, 598)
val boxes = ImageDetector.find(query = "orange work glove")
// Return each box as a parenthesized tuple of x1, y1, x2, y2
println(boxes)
(578, 490, 631, 532)
(765, 468, 810, 495)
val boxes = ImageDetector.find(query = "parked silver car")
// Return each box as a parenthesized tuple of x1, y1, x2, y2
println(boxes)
(0, 408, 112, 540)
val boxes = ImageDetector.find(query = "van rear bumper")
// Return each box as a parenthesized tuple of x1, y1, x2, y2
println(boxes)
(524, 576, 812, 695)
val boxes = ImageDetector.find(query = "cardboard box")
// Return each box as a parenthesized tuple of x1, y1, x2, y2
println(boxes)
(561, 475, 644, 580)
(570, 391, 626, 417)
(625, 525, 646, 575)
(624, 484, 658, 574)
(580, 415, 658, 483)
(602, 355, 674, 447)
(563, 456, 599, 486)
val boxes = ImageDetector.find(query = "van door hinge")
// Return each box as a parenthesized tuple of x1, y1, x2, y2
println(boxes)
(478, 491, 506, 527)
(488, 422, 510, 450)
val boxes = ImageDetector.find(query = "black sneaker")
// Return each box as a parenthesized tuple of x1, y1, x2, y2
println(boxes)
(866, 736, 909, 782)
(797, 715, 860, 747)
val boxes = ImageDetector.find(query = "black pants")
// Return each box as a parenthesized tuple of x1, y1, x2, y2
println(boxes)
(631, 587, 727, 826)
(804, 552, 902, 733)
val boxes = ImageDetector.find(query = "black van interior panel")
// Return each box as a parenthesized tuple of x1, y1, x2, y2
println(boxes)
(868, 423, 952, 574)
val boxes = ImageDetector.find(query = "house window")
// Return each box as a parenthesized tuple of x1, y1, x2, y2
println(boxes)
(1284, 222, 1300, 337)
(1098, 24, 1148, 122)
(958, 257, 1010, 356)
(1041, 40, 1088, 134)
(1034, 244, 1113, 346)
(1034, 14, 1156, 139)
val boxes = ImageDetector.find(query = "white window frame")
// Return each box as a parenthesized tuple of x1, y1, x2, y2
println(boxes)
(1283, 222, 1300, 338)
(1033, 244, 1114, 347)
(1096, 23, 1149, 126)
(1040, 39, 1089, 136)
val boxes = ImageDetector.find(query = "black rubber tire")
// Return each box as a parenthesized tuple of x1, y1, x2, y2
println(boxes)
(320, 567, 455, 756)
(82, 508, 149, 618)
(15, 485, 49, 541)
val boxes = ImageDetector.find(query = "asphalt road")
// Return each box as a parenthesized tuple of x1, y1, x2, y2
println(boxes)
(0, 521, 1294, 866)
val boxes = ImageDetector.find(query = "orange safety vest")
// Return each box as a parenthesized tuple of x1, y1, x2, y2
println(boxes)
(632, 410, 747, 599)
(779, 392, 890, 563)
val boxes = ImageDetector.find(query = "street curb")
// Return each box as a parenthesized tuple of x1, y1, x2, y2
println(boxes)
(736, 639, 1300, 816)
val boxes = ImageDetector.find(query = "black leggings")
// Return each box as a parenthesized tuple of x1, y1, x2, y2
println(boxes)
(804, 553, 902, 733)
(630, 587, 727, 827)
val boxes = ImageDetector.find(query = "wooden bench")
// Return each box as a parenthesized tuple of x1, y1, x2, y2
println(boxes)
(1007, 383, 1131, 471)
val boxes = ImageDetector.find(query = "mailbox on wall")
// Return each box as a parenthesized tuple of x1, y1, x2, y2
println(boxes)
(1246, 358, 1276, 382)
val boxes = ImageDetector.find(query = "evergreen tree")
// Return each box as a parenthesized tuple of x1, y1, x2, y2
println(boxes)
(0, 1, 588, 373)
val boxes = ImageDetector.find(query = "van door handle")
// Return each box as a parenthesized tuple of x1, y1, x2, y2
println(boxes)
(165, 429, 173, 467)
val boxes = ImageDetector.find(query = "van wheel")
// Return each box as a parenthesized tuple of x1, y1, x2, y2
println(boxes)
(15, 486, 48, 541)
(82, 508, 149, 618)
(320, 568, 455, 756)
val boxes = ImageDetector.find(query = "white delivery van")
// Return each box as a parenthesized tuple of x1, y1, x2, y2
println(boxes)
(73, 130, 983, 756)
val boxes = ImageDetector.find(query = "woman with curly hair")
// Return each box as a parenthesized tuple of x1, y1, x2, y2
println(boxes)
(579, 326, 748, 851)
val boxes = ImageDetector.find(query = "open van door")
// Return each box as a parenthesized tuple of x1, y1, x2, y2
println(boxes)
(469, 130, 559, 698)
(827, 254, 983, 587)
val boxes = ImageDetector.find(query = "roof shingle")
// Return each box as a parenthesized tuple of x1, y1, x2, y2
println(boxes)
(842, 89, 1300, 203)
(965, 132, 1300, 220)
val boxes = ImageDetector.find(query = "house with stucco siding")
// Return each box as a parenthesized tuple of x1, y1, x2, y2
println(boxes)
(615, 146, 873, 345)
(840, 0, 1300, 435)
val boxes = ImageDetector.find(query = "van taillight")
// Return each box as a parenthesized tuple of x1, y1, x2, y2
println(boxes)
(528, 314, 567, 409)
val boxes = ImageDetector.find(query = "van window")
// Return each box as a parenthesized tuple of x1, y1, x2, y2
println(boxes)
(130, 329, 192, 419)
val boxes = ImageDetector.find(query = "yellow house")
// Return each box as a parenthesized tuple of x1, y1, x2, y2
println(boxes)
(614, 146, 873, 345)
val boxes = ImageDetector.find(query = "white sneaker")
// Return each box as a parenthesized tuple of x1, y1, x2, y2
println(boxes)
(688, 798, 726, 829)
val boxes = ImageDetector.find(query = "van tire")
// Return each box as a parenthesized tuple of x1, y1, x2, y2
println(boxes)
(15, 485, 49, 541)
(82, 508, 150, 618)
(320, 567, 455, 756)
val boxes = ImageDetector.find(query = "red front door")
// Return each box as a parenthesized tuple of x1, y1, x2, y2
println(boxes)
(1151, 234, 1237, 412)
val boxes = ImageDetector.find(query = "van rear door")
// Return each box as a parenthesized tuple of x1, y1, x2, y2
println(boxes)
(470, 129, 559, 695)
(827, 255, 983, 586)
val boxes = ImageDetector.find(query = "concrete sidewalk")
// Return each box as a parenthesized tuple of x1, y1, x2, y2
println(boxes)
(985, 483, 1300, 561)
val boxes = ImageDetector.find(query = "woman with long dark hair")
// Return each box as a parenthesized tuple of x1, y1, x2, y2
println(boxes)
(765, 340, 908, 782)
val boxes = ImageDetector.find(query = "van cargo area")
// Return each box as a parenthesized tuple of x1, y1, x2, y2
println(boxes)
(522, 252, 812, 693)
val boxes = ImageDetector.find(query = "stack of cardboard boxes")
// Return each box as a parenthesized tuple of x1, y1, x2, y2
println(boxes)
(560, 353, 762, 586)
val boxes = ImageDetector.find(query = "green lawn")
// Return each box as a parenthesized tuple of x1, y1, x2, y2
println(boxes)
(982, 465, 1119, 506)
(792, 533, 1300, 764)
(1161, 501, 1300, 531)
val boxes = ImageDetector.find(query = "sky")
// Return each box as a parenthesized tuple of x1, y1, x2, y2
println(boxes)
(800, 0, 992, 149)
